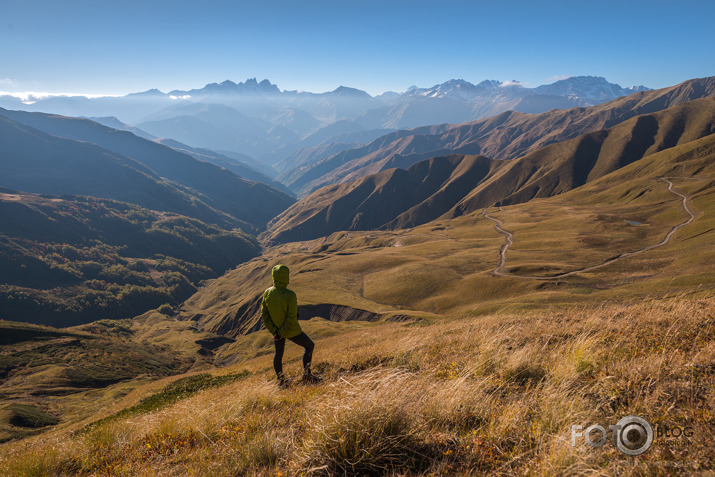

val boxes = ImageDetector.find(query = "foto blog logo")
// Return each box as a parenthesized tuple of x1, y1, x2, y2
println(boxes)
(571, 415, 654, 456)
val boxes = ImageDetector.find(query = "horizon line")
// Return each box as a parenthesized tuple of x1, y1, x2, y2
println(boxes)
(0, 74, 660, 102)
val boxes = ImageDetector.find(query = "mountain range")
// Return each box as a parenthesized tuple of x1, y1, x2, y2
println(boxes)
(280, 77, 714, 196)
(1, 75, 713, 327)
(0, 108, 295, 231)
(264, 78, 715, 243)
(0, 76, 651, 171)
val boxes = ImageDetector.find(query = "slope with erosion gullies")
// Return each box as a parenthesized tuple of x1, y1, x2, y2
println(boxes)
(178, 133, 714, 341)
(265, 155, 504, 244)
(287, 76, 715, 196)
(446, 96, 715, 218)
(0, 190, 260, 326)
(0, 108, 295, 230)
(265, 97, 715, 243)
(281, 123, 451, 193)
(272, 126, 399, 176)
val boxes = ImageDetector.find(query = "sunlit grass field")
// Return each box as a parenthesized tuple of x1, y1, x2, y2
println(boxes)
(1, 297, 713, 475)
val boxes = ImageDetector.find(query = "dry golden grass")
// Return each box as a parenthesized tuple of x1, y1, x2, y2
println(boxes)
(2, 296, 712, 476)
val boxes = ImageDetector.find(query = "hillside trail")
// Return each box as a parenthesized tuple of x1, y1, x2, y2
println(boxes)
(482, 178, 698, 280)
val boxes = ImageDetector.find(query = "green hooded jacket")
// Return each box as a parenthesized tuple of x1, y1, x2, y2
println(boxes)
(261, 264, 302, 339)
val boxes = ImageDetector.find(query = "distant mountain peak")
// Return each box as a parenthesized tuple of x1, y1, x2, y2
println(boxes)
(126, 88, 165, 97)
(533, 76, 651, 104)
(407, 78, 517, 100)
(328, 86, 372, 98)
(168, 78, 280, 97)
(477, 79, 501, 88)
(399, 76, 651, 105)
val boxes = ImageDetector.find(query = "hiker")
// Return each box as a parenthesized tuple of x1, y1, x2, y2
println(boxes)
(261, 264, 321, 387)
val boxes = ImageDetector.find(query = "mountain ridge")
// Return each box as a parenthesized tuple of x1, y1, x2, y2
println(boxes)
(283, 76, 715, 196)
(0, 114, 246, 229)
(265, 96, 715, 243)
(0, 108, 296, 230)
(0, 76, 655, 164)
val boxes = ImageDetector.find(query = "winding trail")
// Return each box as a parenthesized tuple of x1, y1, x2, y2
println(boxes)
(483, 178, 697, 280)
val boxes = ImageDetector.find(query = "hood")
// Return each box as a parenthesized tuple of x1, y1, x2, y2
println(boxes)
(272, 264, 290, 288)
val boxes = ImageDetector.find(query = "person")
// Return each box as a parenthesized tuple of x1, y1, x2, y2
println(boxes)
(261, 264, 321, 387)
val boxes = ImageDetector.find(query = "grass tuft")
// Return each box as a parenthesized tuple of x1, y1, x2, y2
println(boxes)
(300, 372, 423, 475)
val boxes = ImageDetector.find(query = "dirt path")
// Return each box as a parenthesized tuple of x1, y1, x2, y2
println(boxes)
(483, 178, 697, 280)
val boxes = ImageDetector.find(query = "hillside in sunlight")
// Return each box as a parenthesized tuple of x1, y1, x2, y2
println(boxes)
(1, 298, 712, 474)
(265, 96, 714, 243)
(180, 132, 714, 338)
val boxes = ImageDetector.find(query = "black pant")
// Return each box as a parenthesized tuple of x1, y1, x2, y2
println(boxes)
(273, 332, 314, 376)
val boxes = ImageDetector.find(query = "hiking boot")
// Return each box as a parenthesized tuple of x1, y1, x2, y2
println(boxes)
(277, 373, 291, 389)
(302, 368, 322, 384)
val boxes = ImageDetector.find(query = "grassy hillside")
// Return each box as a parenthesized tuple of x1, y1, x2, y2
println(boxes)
(0, 319, 197, 443)
(0, 191, 260, 326)
(265, 98, 714, 243)
(0, 297, 711, 475)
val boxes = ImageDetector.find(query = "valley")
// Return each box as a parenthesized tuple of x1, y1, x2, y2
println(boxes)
(0, 75, 713, 475)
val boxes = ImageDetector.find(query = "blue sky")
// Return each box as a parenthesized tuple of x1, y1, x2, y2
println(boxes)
(1, 0, 713, 96)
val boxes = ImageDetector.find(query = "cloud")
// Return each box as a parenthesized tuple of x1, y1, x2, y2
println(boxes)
(546, 75, 571, 83)
(0, 78, 17, 87)
(499, 80, 522, 88)
(0, 91, 120, 102)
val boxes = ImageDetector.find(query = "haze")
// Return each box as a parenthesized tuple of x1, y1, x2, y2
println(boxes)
(1, 0, 713, 96)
